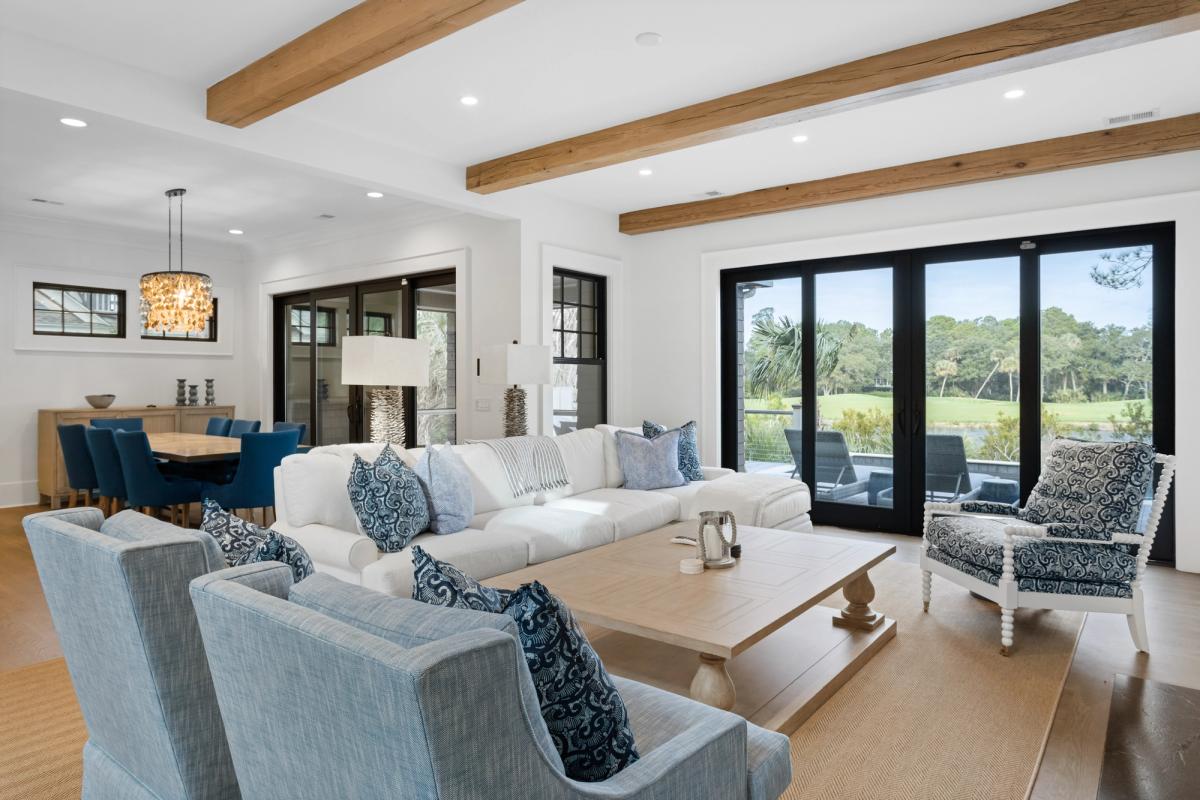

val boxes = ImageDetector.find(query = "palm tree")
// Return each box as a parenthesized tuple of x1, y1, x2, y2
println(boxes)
(1001, 352, 1020, 402)
(745, 316, 847, 397)
(934, 348, 959, 397)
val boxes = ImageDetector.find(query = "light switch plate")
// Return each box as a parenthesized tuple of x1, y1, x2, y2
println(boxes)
(474, 398, 491, 412)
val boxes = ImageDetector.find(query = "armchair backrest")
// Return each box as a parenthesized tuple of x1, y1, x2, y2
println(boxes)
(218, 430, 303, 508)
(23, 508, 237, 800)
(190, 567, 568, 800)
(228, 419, 261, 438)
(206, 417, 233, 436)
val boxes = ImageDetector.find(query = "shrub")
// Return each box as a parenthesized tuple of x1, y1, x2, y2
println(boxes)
(832, 408, 893, 454)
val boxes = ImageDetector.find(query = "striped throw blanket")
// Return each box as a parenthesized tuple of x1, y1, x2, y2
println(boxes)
(473, 436, 570, 498)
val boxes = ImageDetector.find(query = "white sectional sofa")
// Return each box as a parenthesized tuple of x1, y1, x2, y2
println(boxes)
(272, 424, 813, 597)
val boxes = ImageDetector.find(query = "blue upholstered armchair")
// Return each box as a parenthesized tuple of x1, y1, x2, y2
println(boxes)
(23, 507, 240, 800)
(191, 568, 792, 800)
(920, 439, 1175, 655)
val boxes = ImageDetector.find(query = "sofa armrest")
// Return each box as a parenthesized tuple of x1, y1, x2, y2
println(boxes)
(276, 522, 379, 572)
(700, 466, 735, 482)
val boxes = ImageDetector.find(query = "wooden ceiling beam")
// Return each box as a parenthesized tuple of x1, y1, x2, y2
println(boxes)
(618, 112, 1200, 234)
(467, 0, 1200, 194)
(208, 0, 524, 128)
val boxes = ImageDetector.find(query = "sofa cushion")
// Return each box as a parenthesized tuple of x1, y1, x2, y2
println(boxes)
(596, 424, 642, 488)
(652, 483, 705, 520)
(359, 529, 529, 598)
(644, 420, 704, 482)
(925, 514, 1139, 587)
(453, 442, 537, 515)
(615, 429, 686, 491)
(545, 488, 681, 541)
(1019, 439, 1155, 534)
(277, 452, 361, 533)
(486, 506, 616, 564)
(543, 428, 606, 500)
(414, 445, 474, 534)
(347, 446, 430, 553)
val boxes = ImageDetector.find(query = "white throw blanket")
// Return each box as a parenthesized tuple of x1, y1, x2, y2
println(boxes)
(694, 473, 806, 527)
(472, 436, 570, 498)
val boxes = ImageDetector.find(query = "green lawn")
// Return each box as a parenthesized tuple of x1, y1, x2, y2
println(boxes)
(745, 393, 1149, 425)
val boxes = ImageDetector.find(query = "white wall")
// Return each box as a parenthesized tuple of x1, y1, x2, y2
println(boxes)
(621, 152, 1200, 572)
(0, 214, 250, 506)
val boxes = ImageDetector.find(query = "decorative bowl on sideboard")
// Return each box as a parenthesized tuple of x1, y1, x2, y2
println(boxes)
(85, 394, 116, 409)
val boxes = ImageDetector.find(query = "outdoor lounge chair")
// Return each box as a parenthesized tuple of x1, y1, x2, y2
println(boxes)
(786, 428, 870, 501)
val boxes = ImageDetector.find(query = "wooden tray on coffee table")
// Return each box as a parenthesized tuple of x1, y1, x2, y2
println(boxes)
(488, 521, 896, 734)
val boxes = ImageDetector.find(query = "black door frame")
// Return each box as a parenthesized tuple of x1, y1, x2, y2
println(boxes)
(719, 222, 1175, 559)
(271, 268, 456, 449)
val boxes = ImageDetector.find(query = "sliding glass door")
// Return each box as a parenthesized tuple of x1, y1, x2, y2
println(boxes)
(273, 270, 457, 448)
(721, 223, 1174, 558)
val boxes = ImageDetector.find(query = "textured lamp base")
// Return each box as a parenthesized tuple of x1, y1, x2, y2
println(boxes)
(503, 385, 527, 438)
(369, 387, 406, 445)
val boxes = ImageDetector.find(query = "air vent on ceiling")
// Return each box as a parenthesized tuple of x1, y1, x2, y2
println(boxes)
(316, 213, 336, 219)
(1105, 108, 1159, 127)
(31, 197, 65, 206)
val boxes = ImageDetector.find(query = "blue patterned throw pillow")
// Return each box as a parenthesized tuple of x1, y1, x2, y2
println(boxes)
(643, 420, 704, 481)
(615, 428, 686, 490)
(347, 445, 430, 552)
(200, 498, 314, 583)
(410, 547, 639, 782)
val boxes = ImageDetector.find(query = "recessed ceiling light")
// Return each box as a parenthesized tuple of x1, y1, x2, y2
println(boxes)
(791, 134, 809, 144)
(1004, 88, 1026, 100)
(59, 118, 87, 128)
(227, 229, 244, 235)
(638, 168, 653, 177)
(635, 32, 662, 47)
(460, 95, 479, 106)
(366, 191, 384, 198)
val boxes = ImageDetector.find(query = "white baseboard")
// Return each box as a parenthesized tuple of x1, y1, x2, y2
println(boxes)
(0, 480, 41, 509)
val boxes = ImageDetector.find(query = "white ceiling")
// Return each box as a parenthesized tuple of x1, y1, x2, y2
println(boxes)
(1, 0, 1197, 222)
(0, 89, 459, 245)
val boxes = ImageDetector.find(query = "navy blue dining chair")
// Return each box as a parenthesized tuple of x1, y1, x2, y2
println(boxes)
(57, 424, 99, 508)
(205, 417, 233, 436)
(273, 421, 307, 450)
(114, 431, 204, 527)
(90, 417, 143, 432)
(228, 419, 261, 438)
(85, 427, 129, 517)
(202, 429, 302, 527)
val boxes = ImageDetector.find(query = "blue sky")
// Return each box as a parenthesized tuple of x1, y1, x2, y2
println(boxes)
(740, 246, 1153, 342)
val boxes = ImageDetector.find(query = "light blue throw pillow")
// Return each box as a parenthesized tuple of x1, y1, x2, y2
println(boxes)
(414, 445, 475, 534)
(643, 420, 704, 482)
(615, 429, 686, 490)
(347, 445, 430, 552)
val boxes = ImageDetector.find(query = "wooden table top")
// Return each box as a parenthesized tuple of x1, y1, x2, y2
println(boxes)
(147, 432, 241, 463)
(488, 522, 895, 659)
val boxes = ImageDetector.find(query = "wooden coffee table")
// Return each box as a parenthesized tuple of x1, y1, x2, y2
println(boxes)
(488, 521, 896, 734)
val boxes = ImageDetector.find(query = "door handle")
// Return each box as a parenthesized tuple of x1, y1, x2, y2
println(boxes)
(896, 401, 906, 438)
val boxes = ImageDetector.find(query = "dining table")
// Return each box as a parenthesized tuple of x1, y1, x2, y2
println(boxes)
(147, 432, 241, 463)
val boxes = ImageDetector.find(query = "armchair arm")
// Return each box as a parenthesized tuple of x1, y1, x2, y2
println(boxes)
(958, 500, 1020, 516)
(578, 714, 746, 799)
(1001, 522, 1141, 547)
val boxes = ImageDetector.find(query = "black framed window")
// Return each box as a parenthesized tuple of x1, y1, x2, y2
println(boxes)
(141, 297, 218, 341)
(290, 306, 336, 346)
(33, 282, 125, 338)
(363, 311, 393, 336)
(552, 269, 606, 434)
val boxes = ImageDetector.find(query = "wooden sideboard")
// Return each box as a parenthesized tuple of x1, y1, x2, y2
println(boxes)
(37, 405, 235, 508)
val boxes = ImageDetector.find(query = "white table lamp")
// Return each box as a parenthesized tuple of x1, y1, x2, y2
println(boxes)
(480, 341, 551, 437)
(342, 336, 430, 445)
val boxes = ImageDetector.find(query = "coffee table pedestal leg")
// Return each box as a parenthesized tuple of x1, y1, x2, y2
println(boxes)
(833, 571, 885, 631)
(690, 653, 736, 710)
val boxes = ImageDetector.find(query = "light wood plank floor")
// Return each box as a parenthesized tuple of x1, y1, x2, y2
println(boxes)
(3, 504, 1198, 799)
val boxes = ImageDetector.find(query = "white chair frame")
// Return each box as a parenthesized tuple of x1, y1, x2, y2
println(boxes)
(920, 453, 1176, 656)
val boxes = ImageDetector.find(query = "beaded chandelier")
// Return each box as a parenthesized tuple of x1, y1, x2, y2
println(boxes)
(140, 188, 213, 334)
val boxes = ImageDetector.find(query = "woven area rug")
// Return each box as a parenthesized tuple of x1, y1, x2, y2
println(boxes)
(784, 559, 1083, 800)
(0, 658, 86, 800)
